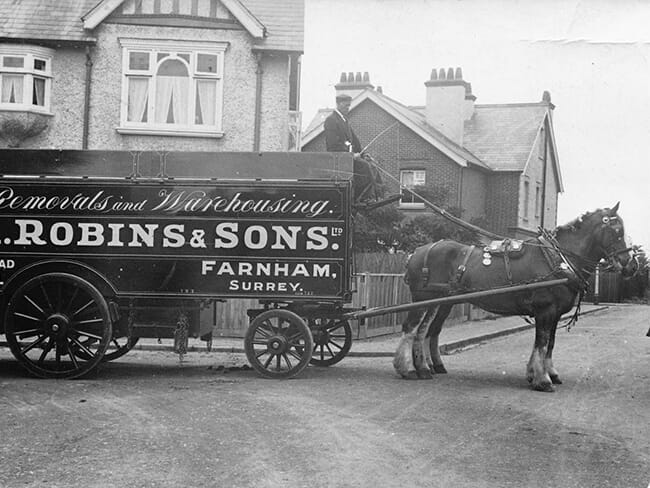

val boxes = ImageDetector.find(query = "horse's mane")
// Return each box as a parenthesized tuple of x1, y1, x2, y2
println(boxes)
(554, 208, 605, 235)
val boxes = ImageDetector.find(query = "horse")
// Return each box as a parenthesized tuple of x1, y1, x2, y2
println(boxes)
(393, 203, 638, 392)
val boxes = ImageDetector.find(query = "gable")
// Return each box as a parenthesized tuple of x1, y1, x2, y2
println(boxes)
(84, 0, 303, 52)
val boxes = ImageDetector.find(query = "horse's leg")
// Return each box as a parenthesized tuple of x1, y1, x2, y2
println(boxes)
(413, 307, 437, 379)
(526, 306, 557, 392)
(544, 319, 562, 384)
(426, 304, 452, 374)
(394, 308, 427, 379)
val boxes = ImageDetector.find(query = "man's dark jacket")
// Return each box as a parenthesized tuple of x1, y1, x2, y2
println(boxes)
(324, 111, 361, 153)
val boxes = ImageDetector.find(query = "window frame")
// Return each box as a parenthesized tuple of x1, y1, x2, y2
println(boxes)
(399, 169, 426, 208)
(117, 38, 228, 138)
(0, 45, 53, 114)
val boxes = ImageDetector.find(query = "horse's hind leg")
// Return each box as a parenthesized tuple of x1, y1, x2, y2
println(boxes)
(394, 308, 429, 379)
(527, 306, 558, 392)
(425, 304, 452, 374)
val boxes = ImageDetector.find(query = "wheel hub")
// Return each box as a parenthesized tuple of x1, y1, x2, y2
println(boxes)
(46, 313, 70, 336)
(267, 335, 288, 354)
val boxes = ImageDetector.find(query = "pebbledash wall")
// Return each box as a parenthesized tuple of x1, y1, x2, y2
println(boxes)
(15, 24, 290, 151)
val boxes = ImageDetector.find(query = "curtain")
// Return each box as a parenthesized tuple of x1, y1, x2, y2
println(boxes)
(155, 76, 188, 124)
(127, 77, 149, 122)
(196, 79, 216, 125)
(1, 74, 23, 103)
(33, 77, 45, 106)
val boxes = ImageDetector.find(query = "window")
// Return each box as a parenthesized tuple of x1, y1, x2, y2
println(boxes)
(0, 46, 53, 113)
(523, 180, 530, 219)
(118, 39, 227, 137)
(535, 184, 541, 218)
(400, 169, 426, 207)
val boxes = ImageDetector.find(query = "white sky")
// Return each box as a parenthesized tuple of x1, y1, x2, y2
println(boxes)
(300, 0, 650, 250)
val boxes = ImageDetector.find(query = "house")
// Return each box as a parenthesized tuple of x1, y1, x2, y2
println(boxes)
(301, 69, 563, 238)
(0, 0, 303, 151)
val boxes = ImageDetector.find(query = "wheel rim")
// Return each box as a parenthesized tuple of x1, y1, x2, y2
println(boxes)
(74, 335, 139, 362)
(4, 273, 112, 379)
(244, 310, 313, 379)
(308, 318, 352, 367)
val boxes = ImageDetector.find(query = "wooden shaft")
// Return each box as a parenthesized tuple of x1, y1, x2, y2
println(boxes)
(347, 278, 570, 320)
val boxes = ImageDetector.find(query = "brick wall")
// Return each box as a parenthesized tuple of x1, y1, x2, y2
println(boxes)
(303, 100, 462, 207)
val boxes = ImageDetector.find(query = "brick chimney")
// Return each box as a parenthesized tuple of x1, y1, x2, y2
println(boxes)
(425, 67, 475, 145)
(335, 71, 374, 99)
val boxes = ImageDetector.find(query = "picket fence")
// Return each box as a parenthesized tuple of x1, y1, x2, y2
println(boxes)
(204, 272, 492, 339)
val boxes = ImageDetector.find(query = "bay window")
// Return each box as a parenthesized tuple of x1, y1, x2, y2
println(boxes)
(118, 39, 227, 137)
(0, 46, 53, 113)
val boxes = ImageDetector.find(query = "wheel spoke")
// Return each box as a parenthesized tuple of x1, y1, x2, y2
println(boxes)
(65, 340, 80, 369)
(275, 354, 282, 371)
(328, 340, 344, 351)
(263, 353, 274, 368)
(65, 285, 80, 315)
(13, 312, 41, 322)
(69, 336, 96, 359)
(19, 334, 48, 354)
(72, 299, 95, 318)
(287, 349, 302, 361)
(39, 283, 54, 311)
(282, 353, 292, 369)
(74, 330, 104, 341)
(74, 318, 104, 326)
(24, 295, 45, 316)
(38, 339, 54, 364)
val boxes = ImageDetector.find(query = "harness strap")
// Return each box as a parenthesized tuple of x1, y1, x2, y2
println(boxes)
(420, 240, 443, 285)
(452, 245, 475, 289)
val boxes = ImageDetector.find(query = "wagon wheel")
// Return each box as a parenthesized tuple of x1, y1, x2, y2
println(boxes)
(74, 335, 139, 362)
(244, 310, 313, 379)
(307, 317, 352, 367)
(4, 273, 112, 379)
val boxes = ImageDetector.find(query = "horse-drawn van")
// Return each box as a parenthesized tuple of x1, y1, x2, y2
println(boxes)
(0, 149, 638, 391)
(0, 150, 358, 379)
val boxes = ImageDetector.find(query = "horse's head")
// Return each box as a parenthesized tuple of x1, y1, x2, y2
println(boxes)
(587, 203, 638, 277)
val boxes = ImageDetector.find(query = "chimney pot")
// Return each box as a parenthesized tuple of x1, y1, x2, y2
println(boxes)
(542, 90, 552, 103)
(439, 68, 446, 80)
(455, 67, 463, 80)
(376, 86, 383, 93)
(347, 72, 354, 82)
(340, 72, 347, 82)
(447, 68, 454, 79)
(354, 72, 361, 82)
(430, 69, 438, 80)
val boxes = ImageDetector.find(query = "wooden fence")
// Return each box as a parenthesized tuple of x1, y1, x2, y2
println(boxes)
(204, 272, 493, 339)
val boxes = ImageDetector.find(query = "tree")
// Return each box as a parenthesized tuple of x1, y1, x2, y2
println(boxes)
(352, 183, 486, 252)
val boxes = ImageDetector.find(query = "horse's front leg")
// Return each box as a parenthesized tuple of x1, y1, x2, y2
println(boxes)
(544, 318, 562, 384)
(413, 307, 437, 379)
(394, 308, 430, 379)
(527, 307, 558, 392)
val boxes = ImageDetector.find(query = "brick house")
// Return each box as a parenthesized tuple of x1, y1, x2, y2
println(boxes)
(0, 0, 303, 151)
(302, 69, 563, 238)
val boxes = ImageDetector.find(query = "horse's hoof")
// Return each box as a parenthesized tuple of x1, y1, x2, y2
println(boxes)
(549, 374, 563, 385)
(416, 368, 434, 380)
(399, 370, 420, 380)
(526, 372, 534, 383)
(532, 382, 555, 393)
(432, 364, 447, 374)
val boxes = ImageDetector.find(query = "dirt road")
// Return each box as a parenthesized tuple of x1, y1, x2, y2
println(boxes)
(0, 305, 648, 487)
